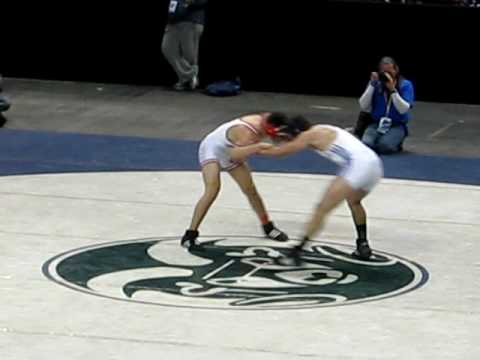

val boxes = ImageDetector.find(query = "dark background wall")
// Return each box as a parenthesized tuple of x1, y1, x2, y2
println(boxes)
(2, 1, 479, 104)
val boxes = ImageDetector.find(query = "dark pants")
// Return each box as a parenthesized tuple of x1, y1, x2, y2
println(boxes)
(0, 94, 10, 127)
(0, 113, 7, 127)
(162, 22, 204, 83)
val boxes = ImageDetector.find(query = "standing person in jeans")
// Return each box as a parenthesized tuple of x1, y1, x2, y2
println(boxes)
(162, 0, 208, 91)
(356, 56, 415, 154)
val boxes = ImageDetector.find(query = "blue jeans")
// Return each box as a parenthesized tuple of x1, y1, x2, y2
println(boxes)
(361, 123, 406, 154)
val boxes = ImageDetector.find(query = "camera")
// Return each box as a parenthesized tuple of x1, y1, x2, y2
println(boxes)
(378, 72, 391, 84)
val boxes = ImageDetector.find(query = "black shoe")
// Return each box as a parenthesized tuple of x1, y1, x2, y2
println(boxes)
(189, 74, 199, 90)
(352, 240, 372, 260)
(278, 236, 308, 266)
(276, 245, 303, 266)
(263, 221, 289, 242)
(173, 81, 191, 91)
(181, 229, 199, 248)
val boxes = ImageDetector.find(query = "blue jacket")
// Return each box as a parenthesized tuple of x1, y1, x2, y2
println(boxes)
(370, 78, 415, 127)
(167, 0, 208, 25)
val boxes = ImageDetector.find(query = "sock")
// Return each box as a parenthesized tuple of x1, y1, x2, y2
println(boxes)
(259, 213, 270, 225)
(356, 224, 367, 242)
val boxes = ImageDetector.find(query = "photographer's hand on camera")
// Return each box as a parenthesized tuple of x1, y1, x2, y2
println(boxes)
(369, 72, 380, 87)
(383, 72, 397, 93)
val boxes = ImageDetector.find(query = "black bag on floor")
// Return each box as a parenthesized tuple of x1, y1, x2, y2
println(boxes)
(205, 78, 241, 97)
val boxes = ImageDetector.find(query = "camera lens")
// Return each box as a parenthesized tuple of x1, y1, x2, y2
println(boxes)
(379, 72, 389, 83)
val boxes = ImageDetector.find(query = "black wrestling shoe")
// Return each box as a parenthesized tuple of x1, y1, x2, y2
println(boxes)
(351, 239, 372, 260)
(181, 229, 199, 248)
(263, 221, 289, 242)
(276, 245, 304, 266)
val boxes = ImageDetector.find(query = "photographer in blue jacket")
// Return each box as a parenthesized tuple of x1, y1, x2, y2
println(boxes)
(356, 57, 415, 154)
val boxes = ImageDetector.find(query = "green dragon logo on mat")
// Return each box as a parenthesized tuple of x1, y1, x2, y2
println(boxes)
(43, 237, 428, 310)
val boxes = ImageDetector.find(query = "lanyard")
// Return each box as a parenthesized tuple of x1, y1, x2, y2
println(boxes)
(384, 93, 393, 117)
